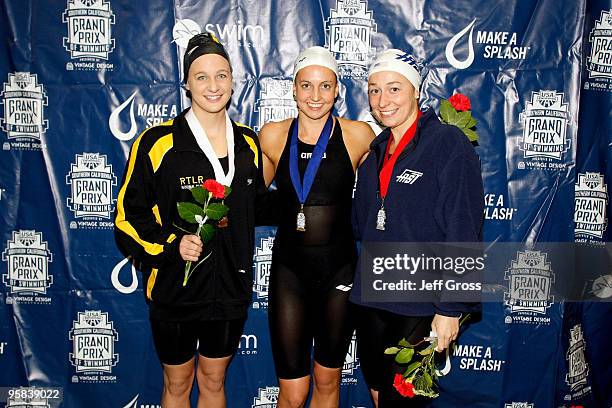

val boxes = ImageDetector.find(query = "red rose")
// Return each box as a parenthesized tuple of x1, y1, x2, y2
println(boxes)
(393, 373, 415, 398)
(448, 93, 471, 112)
(203, 179, 226, 199)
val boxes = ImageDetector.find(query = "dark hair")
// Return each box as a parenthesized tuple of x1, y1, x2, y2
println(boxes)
(183, 33, 231, 84)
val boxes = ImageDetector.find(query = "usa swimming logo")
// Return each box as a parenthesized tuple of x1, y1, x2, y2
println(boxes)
(575, 173, 608, 242)
(504, 251, 554, 323)
(586, 9, 612, 87)
(254, 79, 297, 132)
(252, 386, 279, 408)
(565, 324, 592, 398)
(63, 0, 115, 71)
(325, 0, 377, 79)
(2, 230, 53, 305)
(70, 310, 119, 383)
(67, 153, 117, 229)
(252, 236, 274, 309)
(1, 72, 48, 151)
(518, 90, 571, 167)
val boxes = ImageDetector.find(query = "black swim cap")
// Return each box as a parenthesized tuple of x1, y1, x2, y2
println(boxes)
(183, 33, 231, 82)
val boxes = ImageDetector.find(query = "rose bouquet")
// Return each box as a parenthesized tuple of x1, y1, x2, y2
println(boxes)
(439, 92, 479, 143)
(176, 179, 230, 286)
(385, 314, 470, 398)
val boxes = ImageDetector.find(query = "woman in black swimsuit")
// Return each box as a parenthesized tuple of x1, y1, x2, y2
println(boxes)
(259, 46, 375, 408)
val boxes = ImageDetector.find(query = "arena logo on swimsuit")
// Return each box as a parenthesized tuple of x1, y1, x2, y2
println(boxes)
(518, 90, 571, 170)
(66, 153, 118, 230)
(504, 250, 554, 326)
(69, 310, 119, 383)
(585, 9, 612, 91)
(564, 324, 592, 399)
(1, 72, 48, 151)
(62, 0, 115, 71)
(574, 173, 608, 243)
(325, 0, 377, 79)
(254, 79, 298, 132)
(2, 230, 54, 305)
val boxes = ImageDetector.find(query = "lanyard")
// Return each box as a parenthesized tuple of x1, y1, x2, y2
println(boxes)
(185, 108, 235, 186)
(378, 110, 422, 199)
(289, 114, 333, 205)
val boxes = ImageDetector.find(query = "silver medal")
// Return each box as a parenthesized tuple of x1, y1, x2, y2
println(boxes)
(296, 207, 306, 231)
(376, 207, 386, 231)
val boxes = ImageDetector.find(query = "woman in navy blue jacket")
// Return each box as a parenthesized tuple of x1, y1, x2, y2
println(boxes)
(350, 49, 484, 407)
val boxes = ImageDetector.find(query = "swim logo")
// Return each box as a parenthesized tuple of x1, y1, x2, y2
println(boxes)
(504, 251, 554, 321)
(445, 19, 531, 70)
(1, 72, 48, 150)
(518, 90, 571, 166)
(70, 310, 119, 382)
(2, 230, 53, 304)
(586, 9, 612, 84)
(63, 0, 115, 71)
(254, 79, 297, 132)
(565, 324, 591, 397)
(252, 236, 274, 308)
(326, 0, 377, 79)
(67, 153, 117, 228)
(575, 173, 607, 241)
(252, 386, 279, 408)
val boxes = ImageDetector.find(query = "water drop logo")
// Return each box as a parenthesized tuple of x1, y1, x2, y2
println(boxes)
(445, 19, 476, 69)
(111, 257, 138, 294)
(109, 91, 138, 141)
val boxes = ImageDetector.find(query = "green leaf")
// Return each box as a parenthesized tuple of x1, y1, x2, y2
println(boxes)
(384, 346, 400, 355)
(395, 347, 415, 364)
(206, 203, 229, 221)
(398, 338, 415, 348)
(423, 372, 433, 388)
(199, 224, 215, 243)
(177, 202, 205, 223)
(190, 186, 208, 204)
(463, 128, 479, 142)
(455, 111, 472, 129)
(440, 100, 455, 123)
(224, 186, 232, 198)
(467, 116, 477, 128)
(403, 361, 421, 377)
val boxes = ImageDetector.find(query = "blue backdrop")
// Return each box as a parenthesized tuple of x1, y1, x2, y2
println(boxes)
(1, 0, 610, 407)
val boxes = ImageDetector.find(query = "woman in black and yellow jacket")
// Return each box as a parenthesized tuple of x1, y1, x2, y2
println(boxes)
(114, 33, 272, 408)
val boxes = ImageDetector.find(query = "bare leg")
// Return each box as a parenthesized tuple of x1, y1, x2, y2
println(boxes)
(161, 358, 195, 408)
(195, 354, 232, 408)
(310, 362, 341, 408)
(277, 376, 310, 408)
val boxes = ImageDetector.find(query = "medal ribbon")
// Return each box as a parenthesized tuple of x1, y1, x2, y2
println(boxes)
(378, 110, 422, 199)
(289, 114, 334, 205)
(185, 108, 235, 186)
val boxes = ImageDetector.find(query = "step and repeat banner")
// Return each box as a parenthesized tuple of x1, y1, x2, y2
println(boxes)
(1, 0, 611, 407)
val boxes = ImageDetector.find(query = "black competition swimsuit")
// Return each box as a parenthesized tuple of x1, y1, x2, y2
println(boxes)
(269, 118, 357, 378)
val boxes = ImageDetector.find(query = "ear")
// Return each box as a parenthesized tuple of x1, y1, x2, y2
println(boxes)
(415, 89, 420, 99)
(334, 83, 339, 99)
(185, 82, 191, 91)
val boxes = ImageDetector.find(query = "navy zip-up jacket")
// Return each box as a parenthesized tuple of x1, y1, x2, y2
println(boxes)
(350, 108, 484, 317)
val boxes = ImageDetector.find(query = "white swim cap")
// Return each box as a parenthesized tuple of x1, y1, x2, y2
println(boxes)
(293, 46, 338, 80)
(368, 49, 422, 90)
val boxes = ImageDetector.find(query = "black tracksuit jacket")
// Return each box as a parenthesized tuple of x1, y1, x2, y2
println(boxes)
(115, 108, 273, 321)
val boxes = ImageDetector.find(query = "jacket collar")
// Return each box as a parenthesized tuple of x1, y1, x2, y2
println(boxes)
(173, 108, 249, 153)
(370, 108, 439, 168)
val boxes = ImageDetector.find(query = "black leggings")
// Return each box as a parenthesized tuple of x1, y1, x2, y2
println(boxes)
(150, 318, 245, 365)
(268, 261, 355, 379)
(356, 306, 434, 408)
